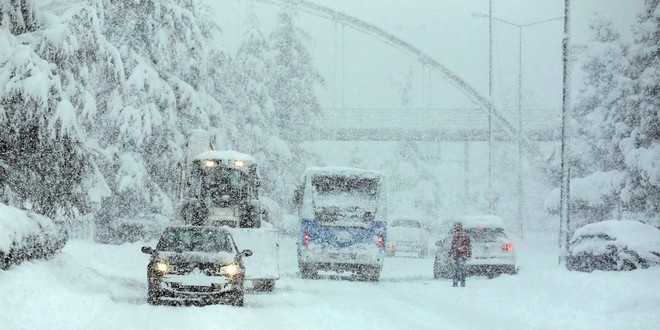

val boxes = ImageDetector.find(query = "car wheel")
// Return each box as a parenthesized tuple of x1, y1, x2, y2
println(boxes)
(147, 288, 161, 305)
(358, 266, 381, 282)
(299, 263, 318, 279)
(147, 276, 161, 305)
(226, 289, 245, 307)
(253, 279, 275, 292)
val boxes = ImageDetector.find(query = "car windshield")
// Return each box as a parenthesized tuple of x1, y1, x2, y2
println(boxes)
(157, 229, 234, 253)
(465, 228, 507, 243)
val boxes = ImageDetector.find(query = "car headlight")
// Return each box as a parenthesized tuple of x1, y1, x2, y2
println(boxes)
(220, 263, 241, 276)
(154, 261, 170, 273)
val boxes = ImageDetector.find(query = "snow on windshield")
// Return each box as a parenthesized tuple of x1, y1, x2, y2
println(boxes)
(310, 174, 380, 225)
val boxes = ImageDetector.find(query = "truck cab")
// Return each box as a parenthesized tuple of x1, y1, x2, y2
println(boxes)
(178, 147, 279, 291)
(180, 150, 264, 228)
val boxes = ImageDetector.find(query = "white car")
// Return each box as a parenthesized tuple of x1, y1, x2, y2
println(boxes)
(386, 216, 429, 257)
(567, 219, 660, 272)
(433, 215, 517, 279)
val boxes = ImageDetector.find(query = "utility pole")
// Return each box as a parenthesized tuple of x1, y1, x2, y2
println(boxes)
(559, 0, 572, 265)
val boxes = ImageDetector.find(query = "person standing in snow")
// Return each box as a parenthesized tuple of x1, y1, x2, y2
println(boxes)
(448, 222, 472, 287)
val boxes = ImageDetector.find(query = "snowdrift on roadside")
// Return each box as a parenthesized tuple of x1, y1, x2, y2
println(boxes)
(0, 203, 67, 269)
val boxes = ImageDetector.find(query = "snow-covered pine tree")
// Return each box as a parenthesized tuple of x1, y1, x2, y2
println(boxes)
(0, 0, 39, 35)
(257, 1, 324, 206)
(555, 13, 631, 224)
(233, 6, 293, 207)
(575, 13, 629, 173)
(384, 140, 444, 222)
(267, 0, 324, 143)
(235, 7, 275, 152)
(0, 2, 92, 220)
(618, 0, 660, 219)
(91, 0, 229, 239)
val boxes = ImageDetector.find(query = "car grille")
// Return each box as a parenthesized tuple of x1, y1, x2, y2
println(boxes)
(169, 262, 220, 276)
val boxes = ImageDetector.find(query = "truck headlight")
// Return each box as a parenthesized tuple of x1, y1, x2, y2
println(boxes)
(154, 261, 170, 273)
(205, 159, 217, 168)
(220, 263, 240, 276)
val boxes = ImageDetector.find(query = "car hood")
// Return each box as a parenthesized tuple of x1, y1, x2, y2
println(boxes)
(155, 251, 238, 265)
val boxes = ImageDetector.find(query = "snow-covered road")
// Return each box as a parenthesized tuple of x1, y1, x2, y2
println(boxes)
(1, 233, 658, 330)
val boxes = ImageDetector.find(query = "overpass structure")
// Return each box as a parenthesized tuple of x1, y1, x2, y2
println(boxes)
(316, 107, 559, 142)
(248, 0, 557, 162)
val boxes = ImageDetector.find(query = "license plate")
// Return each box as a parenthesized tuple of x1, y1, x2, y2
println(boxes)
(330, 253, 357, 260)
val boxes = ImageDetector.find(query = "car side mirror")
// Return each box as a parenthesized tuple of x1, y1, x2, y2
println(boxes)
(241, 249, 253, 257)
(141, 246, 154, 255)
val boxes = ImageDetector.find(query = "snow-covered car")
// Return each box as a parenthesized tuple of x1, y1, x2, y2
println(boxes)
(433, 215, 517, 279)
(141, 226, 252, 306)
(566, 220, 660, 272)
(386, 216, 429, 257)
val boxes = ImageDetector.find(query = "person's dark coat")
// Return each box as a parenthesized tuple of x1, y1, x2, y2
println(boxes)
(448, 224, 472, 258)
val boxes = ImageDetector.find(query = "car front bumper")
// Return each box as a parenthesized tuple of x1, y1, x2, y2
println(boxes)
(151, 274, 243, 302)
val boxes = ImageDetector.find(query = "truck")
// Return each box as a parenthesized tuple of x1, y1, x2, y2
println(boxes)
(293, 166, 388, 281)
(177, 132, 279, 291)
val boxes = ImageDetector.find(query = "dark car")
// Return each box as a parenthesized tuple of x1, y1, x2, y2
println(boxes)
(567, 220, 660, 272)
(141, 226, 252, 306)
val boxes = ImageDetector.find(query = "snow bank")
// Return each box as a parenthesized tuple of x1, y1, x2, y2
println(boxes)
(0, 203, 67, 270)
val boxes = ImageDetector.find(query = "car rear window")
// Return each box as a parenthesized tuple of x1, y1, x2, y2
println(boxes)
(465, 228, 507, 243)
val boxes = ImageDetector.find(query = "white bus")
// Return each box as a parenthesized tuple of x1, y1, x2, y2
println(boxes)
(294, 167, 387, 281)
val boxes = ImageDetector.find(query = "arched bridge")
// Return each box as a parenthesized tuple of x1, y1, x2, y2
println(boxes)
(249, 0, 558, 161)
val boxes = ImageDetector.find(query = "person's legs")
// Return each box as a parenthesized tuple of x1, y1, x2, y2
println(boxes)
(452, 257, 459, 287)
(458, 257, 466, 287)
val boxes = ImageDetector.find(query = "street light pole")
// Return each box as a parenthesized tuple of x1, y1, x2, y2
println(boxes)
(473, 14, 563, 239)
(517, 27, 523, 239)
(559, 0, 572, 265)
(488, 0, 494, 215)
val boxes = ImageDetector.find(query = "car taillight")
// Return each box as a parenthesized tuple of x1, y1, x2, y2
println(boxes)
(303, 232, 311, 246)
(501, 243, 514, 251)
(377, 235, 384, 248)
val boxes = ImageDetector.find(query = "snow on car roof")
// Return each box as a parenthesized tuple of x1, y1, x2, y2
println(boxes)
(455, 215, 507, 230)
(304, 166, 383, 179)
(193, 150, 257, 164)
(571, 220, 660, 252)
